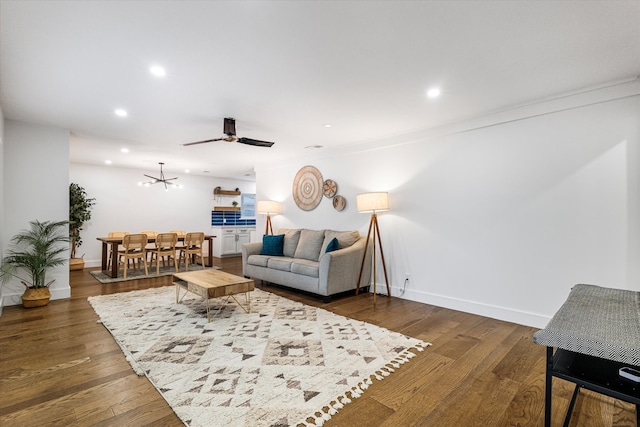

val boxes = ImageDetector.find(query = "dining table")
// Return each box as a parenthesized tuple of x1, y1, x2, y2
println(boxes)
(96, 234, 216, 278)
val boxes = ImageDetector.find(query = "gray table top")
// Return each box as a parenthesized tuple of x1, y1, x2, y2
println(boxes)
(533, 284, 640, 366)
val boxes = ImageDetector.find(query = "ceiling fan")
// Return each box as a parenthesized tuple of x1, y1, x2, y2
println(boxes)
(182, 117, 275, 148)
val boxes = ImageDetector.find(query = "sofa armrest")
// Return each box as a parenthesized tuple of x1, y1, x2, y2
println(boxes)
(242, 242, 263, 277)
(319, 236, 372, 295)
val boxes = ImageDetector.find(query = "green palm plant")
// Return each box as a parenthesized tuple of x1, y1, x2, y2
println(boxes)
(0, 220, 69, 289)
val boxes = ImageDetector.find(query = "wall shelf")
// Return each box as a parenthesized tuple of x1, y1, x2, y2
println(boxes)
(214, 206, 241, 211)
(214, 188, 241, 196)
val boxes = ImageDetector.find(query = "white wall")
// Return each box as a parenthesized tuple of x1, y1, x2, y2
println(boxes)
(70, 163, 255, 267)
(2, 120, 70, 306)
(0, 107, 4, 313)
(256, 80, 640, 328)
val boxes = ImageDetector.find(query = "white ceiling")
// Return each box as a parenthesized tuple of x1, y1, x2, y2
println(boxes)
(1, 1, 639, 180)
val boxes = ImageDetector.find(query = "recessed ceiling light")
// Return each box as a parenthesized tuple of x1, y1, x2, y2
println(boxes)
(427, 88, 441, 98)
(150, 65, 166, 77)
(105, 160, 112, 165)
(184, 169, 190, 173)
(121, 148, 129, 153)
(323, 124, 332, 128)
(114, 109, 127, 117)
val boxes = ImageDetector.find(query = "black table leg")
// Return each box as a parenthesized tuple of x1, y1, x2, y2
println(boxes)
(545, 346, 553, 427)
(563, 385, 580, 427)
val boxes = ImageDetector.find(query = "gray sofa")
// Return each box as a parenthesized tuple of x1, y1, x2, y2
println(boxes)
(242, 228, 372, 301)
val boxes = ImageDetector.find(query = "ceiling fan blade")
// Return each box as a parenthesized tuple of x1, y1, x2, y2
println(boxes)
(182, 137, 224, 146)
(237, 137, 275, 147)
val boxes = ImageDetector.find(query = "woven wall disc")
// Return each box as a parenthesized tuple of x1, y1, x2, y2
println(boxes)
(292, 165, 323, 211)
(333, 195, 347, 211)
(323, 179, 338, 198)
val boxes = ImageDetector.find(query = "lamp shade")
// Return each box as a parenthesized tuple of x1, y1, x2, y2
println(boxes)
(257, 200, 282, 215)
(356, 192, 389, 213)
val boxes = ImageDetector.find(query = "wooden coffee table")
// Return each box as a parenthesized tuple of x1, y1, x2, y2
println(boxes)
(173, 269, 254, 322)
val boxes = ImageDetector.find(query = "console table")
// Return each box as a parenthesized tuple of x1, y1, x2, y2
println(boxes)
(533, 284, 640, 426)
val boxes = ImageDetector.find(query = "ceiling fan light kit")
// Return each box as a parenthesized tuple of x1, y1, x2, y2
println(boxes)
(138, 162, 183, 190)
(183, 117, 275, 148)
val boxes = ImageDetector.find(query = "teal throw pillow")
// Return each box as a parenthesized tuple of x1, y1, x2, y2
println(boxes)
(261, 234, 285, 256)
(325, 237, 339, 253)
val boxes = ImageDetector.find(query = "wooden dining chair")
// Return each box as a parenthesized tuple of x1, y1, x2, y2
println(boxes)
(107, 231, 129, 271)
(148, 232, 178, 275)
(172, 230, 187, 252)
(178, 232, 205, 271)
(118, 233, 148, 278)
(140, 230, 158, 261)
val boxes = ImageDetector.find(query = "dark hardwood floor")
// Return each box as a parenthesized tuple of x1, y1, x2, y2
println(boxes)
(0, 257, 635, 426)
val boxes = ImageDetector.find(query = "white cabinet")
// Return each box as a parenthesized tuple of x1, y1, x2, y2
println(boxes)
(237, 227, 251, 247)
(212, 227, 255, 257)
(221, 228, 237, 255)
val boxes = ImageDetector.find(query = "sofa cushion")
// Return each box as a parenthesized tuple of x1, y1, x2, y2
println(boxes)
(278, 228, 302, 258)
(325, 237, 339, 253)
(291, 259, 320, 278)
(261, 234, 285, 256)
(247, 254, 270, 267)
(321, 230, 360, 254)
(267, 257, 294, 272)
(294, 229, 325, 261)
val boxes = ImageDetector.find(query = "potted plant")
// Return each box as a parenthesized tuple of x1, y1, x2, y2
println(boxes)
(0, 220, 69, 307)
(69, 183, 96, 270)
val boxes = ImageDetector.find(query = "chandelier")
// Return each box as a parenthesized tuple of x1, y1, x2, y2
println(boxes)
(138, 162, 183, 190)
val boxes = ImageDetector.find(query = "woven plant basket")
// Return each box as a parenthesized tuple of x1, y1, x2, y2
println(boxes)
(69, 258, 85, 271)
(22, 288, 51, 308)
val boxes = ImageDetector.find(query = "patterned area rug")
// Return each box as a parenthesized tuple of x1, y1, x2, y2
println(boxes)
(89, 265, 220, 284)
(88, 286, 430, 426)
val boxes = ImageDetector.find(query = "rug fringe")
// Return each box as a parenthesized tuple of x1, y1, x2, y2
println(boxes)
(126, 355, 145, 376)
(300, 343, 432, 426)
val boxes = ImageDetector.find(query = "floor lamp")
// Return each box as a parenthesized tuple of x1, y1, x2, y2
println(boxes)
(355, 192, 391, 304)
(257, 200, 281, 235)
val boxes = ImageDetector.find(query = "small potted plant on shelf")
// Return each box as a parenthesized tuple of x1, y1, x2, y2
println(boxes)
(0, 220, 69, 308)
(69, 183, 96, 270)
(232, 200, 239, 209)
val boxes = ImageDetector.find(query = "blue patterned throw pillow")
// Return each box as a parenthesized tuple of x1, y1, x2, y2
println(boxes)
(325, 237, 339, 253)
(261, 234, 285, 256)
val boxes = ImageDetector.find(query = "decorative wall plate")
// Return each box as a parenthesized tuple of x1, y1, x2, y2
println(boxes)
(333, 195, 346, 211)
(292, 165, 323, 211)
(323, 179, 338, 198)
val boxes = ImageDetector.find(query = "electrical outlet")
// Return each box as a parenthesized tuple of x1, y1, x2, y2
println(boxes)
(404, 273, 410, 281)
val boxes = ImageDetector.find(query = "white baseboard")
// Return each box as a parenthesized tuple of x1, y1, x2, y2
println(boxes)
(372, 283, 550, 329)
(84, 259, 101, 268)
